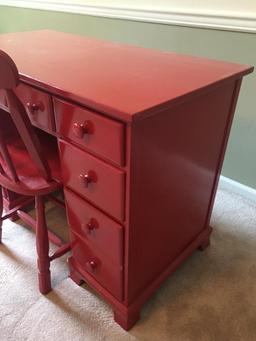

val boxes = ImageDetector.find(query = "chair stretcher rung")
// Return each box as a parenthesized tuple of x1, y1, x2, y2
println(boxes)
(50, 242, 71, 261)
(1, 197, 34, 221)
(17, 210, 63, 247)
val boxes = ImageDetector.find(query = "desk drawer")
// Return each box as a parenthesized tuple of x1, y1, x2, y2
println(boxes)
(0, 90, 8, 110)
(70, 231, 123, 300)
(65, 188, 123, 265)
(15, 83, 55, 132)
(54, 98, 124, 166)
(59, 140, 125, 221)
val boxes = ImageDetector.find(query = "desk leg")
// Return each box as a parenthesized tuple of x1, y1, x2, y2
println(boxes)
(198, 226, 213, 251)
(113, 306, 141, 331)
(68, 257, 84, 286)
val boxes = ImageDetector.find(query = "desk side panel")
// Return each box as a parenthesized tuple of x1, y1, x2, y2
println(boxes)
(127, 79, 241, 303)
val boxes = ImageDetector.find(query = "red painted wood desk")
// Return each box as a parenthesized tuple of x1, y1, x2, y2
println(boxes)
(0, 30, 253, 330)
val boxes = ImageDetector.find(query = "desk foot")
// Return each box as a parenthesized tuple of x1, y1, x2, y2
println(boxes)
(198, 226, 212, 251)
(198, 239, 210, 251)
(113, 307, 141, 331)
(68, 258, 84, 286)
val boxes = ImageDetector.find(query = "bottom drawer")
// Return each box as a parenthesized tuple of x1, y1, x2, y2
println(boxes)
(64, 188, 123, 265)
(70, 231, 123, 300)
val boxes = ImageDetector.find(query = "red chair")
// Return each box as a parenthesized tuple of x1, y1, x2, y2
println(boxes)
(0, 50, 70, 294)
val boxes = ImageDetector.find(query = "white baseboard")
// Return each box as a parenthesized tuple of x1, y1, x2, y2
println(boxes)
(0, 1, 256, 33)
(219, 176, 256, 203)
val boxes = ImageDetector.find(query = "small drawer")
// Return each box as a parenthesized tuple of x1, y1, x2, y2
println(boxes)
(54, 98, 125, 166)
(59, 140, 125, 221)
(70, 231, 123, 300)
(0, 90, 8, 110)
(64, 188, 123, 265)
(15, 83, 55, 132)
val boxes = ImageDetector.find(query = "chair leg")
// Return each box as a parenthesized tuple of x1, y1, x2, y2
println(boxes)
(35, 195, 51, 294)
(0, 187, 3, 243)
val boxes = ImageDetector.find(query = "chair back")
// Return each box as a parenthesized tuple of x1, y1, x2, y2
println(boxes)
(0, 50, 52, 183)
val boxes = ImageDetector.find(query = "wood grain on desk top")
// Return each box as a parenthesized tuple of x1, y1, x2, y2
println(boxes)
(0, 30, 253, 122)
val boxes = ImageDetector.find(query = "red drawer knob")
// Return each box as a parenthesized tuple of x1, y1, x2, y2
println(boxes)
(82, 218, 99, 235)
(86, 259, 98, 272)
(26, 102, 40, 113)
(72, 121, 91, 138)
(79, 173, 92, 188)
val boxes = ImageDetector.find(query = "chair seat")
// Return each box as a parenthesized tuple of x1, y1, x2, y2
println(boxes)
(0, 131, 61, 192)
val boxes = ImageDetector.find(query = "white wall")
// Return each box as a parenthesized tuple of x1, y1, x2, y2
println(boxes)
(1, 0, 255, 33)
(39, 0, 256, 16)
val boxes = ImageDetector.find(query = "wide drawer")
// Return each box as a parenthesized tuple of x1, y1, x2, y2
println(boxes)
(64, 188, 123, 265)
(54, 98, 125, 166)
(59, 140, 125, 221)
(70, 231, 123, 300)
(15, 83, 55, 132)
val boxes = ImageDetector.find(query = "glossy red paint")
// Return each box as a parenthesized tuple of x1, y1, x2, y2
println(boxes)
(54, 98, 125, 166)
(64, 188, 123, 266)
(59, 139, 125, 221)
(0, 30, 253, 330)
(126, 80, 241, 301)
(0, 30, 253, 122)
(15, 83, 56, 132)
(70, 230, 123, 300)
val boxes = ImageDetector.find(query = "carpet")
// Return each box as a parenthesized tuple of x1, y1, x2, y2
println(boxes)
(0, 187, 256, 341)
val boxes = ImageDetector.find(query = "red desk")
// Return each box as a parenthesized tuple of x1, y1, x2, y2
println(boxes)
(0, 30, 253, 330)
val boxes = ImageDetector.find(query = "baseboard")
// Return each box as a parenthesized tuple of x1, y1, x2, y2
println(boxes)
(219, 175, 256, 203)
(0, 1, 256, 33)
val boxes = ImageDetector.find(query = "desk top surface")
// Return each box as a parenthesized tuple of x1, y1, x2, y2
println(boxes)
(0, 30, 253, 122)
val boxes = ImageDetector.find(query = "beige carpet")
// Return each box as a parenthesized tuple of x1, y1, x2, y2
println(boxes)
(0, 187, 256, 341)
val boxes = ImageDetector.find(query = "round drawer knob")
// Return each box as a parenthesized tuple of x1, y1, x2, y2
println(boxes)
(72, 121, 91, 138)
(79, 172, 92, 188)
(26, 102, 40, 113)
(82, 218, 99, 235)
(86, 259, 98, 272)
